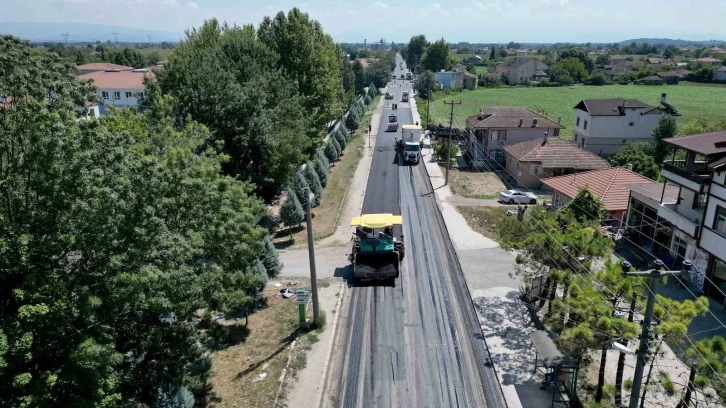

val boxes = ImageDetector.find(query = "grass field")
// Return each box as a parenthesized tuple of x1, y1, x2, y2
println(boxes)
(425, 84, 726, 136)
(475, 66, 488, 74)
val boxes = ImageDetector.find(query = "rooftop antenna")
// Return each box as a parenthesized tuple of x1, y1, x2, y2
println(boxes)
(111, 32, 118, 43)
(62, 32, 69, 44)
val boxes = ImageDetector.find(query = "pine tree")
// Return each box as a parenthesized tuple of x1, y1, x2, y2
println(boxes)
(346, 109, 360, 130)
(368, 82, 377, 98)
(324, 141, 338, 162)
(335, 130, 347, 151)
(340, 127, 350, 142)
(332, 137, 343, 157)
(364, 95, 372, 105)
(304, 162, 322, 206)
(279, 188, 304, 240)
(313, 155, 329, 188)
(154, 384, 195, 408)
(291, 170, 309, 206)
(259, 235, 283, 277)
(316, 149, 330, 170)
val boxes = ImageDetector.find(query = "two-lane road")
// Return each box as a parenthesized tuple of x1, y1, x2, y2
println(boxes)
(322, 54, 506, 408)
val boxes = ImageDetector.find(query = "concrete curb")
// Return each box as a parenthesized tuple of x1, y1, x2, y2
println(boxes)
(312, 281, 347, 408)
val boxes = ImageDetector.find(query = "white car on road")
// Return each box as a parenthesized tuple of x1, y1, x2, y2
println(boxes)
(498, 190, 538, 205)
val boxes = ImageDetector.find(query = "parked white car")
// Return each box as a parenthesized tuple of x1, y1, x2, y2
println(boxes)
(498, 190, 538, 205)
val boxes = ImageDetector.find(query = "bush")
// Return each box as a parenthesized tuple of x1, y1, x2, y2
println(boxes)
(587, 72, 607, 86)
(316, 149, 330, 171)
(324, 141, 337, 162)
(340, 127, 350, 141)
(154, 384, 195, 408)
(304, 162, 322, 207)
(332, 137, 342, 157)
(313, 155, 329, 187)
(346, 110, 360, 130)
(435, 141, 458, 161)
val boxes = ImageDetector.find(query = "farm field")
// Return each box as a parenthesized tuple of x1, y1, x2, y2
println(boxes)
(425, 84, 726, 136)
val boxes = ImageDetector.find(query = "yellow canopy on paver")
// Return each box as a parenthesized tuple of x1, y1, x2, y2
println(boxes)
(350, 214, 403, 229)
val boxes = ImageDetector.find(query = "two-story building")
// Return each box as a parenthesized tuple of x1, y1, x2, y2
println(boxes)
(655, 131, 726, 302)
(502, 135, 609, 188)
(77, 69, 153, 115)
(465, 106, 564, 167)
(488, 57, 548, 85)
(572, 95, 680, 157)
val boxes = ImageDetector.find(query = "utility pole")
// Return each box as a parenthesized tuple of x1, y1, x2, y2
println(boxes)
(147, 35, 152, 44)
(304, 185, 320, 326)
(111, 32, 118, 44)
(62, 32, 69, 44)
(615, 291, 639, 408)
(444, 100, 462, 186)
(623, 259, 692, 408)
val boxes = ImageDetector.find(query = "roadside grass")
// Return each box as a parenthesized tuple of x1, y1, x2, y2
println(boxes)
(425, 84, 726, 136)
(207, 279, 323, 407)
(457, 206, 510, 242)
(443, 164, 506, 199)
(273, 97, 379, 248)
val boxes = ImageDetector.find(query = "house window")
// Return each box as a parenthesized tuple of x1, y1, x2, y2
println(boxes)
(714, 206, 726, 235)
(574, 134, 578, 142)
(531, 165, 540, 174)
(125, 92, 133, 98)
(101, 91, 109, 100)
(576, 117, 580, 127)
(113, 91, 120, 100)
(584, 120, 588, 130)
(629, 122, 634, 126)
(693, 192, 707, 212)
(490, 130, 506, 141)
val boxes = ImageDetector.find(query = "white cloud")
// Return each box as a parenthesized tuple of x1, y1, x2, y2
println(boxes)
(472, 0, 509, 13)
(559, 0, 569, 5)
(371, 2, 389, 9)
(431, 3, 442, 10)
(187, 1, 198, 9)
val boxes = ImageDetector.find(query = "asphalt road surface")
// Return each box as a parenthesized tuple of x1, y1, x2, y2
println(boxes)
(322, 55, 507, 408)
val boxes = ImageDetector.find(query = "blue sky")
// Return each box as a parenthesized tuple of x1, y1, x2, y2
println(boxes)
(3, 0, 726, 43)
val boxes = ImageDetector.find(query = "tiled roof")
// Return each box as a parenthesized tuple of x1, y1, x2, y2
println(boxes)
(625, 182, 679, 205)
(502, 137, 609, 170)
(663, 131, 726, 156)
(542, 167, 654, 211)
(466, 106, 564, 129)
(77, 70, 154, 90)
(657, 71, 681, 77)
(76, 62, 133, 72)
(574, 99, 655, 116)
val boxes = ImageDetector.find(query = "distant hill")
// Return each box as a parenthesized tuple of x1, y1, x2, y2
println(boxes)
(618, 38, 725, 46)
(0, 22, 182, 43)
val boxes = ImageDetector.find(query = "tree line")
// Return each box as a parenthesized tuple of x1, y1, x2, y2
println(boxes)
(0, 7, 360, 406)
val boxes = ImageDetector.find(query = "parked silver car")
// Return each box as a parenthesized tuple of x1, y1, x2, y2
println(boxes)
(498, 189, 538, 205)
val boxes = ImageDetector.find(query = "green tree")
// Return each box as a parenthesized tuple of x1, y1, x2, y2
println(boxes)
(154, 385, 195, 408)
(366, 60, 392, 89)
(608, 142, 659, 179)
(313, 154, 329, 187)
(587, 71, 607, 85)
(550, 57, 588, 83)
(421, 38, 452, 72)
(414, 70, 436, 99)
(155, 20, 312, 202)
(679, 336, 726, 407)
(279, 188, 305, 238)
(563, 187, 606, 223)
(340, 51, 356, 106)
(335, 129, 347, 151)
(324, 140, 338, 162)
(331, 136, 343, 158)
(346, 109, 360, 130)
(304, 162, 322, 206)
(259, 235, 283, 277)
(498, 48, 508, 58)
(291, 171, 310, 205)
(316, 149, 330, 170)
(352, 59, 366, 94)
(489, 46, 496, 60)
(258, 8, 344, 133)
(364, 95, 372, 105)
(595, 54, 611, 66)
(653, 114, 677, 165)
(558, 48, 595, 73)
(406, 35, 428, 71)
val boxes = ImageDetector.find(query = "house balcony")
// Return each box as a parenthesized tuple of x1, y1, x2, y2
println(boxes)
(657, 203, 700, 238)
(661, 160, 711, 192)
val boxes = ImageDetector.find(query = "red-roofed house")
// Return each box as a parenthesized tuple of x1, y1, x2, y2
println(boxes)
(542, 167, 655, 226)
(76, 62, 133, 75)
(502, 135, 609, 188)
(77, 69, 154, 114)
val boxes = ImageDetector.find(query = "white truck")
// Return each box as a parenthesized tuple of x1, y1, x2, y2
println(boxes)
(400, 125, 422, 164)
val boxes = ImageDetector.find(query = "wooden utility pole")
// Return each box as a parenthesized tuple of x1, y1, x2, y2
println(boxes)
(444, 100, 462, 186)
(304, 185, 320, 326)
(615, 291, 639, 407)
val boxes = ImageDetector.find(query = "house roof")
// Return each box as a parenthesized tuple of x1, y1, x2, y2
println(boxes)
(696, 57, 720, 62)
(717, 67, 726, 72)
(350, 58, 379, 68)
(77, 70, 154, 90)
(708, 156, 726, 171)
(663, 131, 726, 157)
(466, 106, 564, 130)
(503, 56, 541, 68)
(647, 57, 665, 64)
(502, 137, 610, 169)
(657, 71, 681, 77)
(574, 99, 654, 116)
(541, 167, 655, 212)
(464, 71, 477, 79)
(76, 62, 133, 72)
(625, 182, 679, 205)
(642, 75, 664, 82)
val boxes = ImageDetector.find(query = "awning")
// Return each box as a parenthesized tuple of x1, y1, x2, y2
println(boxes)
(529, 330, 576, 368)
(351, 214, 403, 228)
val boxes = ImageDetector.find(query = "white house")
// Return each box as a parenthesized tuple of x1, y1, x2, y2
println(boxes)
(77, 69, 153, 115)
(572, 94, 680, 157)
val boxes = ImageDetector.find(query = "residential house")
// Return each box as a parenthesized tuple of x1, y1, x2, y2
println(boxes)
(465, 106, 564, 166)
(640, 75, 665, 85)
(646, 57, 666, 65)
(434, 70, 465, 89)
(656, 71, 682, 85)
(517, 49, 529, 56)
(351, 58, 379, 68)
(488, 57, 548, 85)
(462, 72, 478, 90)
(694, 57, 722, 66)
(464, 55, 484, 63)
(674, 69, 692, 79)
(656, 131, 726, 302)
(715, 67, 726, 81)
(543, 167, 656, 226)
(76, 62, 133, 75)
(502, 135, 609, 188)
(604, 66, 630, 82)
(572, 95, 680, 157)
(77, 69, 153, 114)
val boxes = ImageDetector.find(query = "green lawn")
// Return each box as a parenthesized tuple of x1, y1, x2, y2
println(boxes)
(426, 84, 726, 137)
(475, 66, 488, 74)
